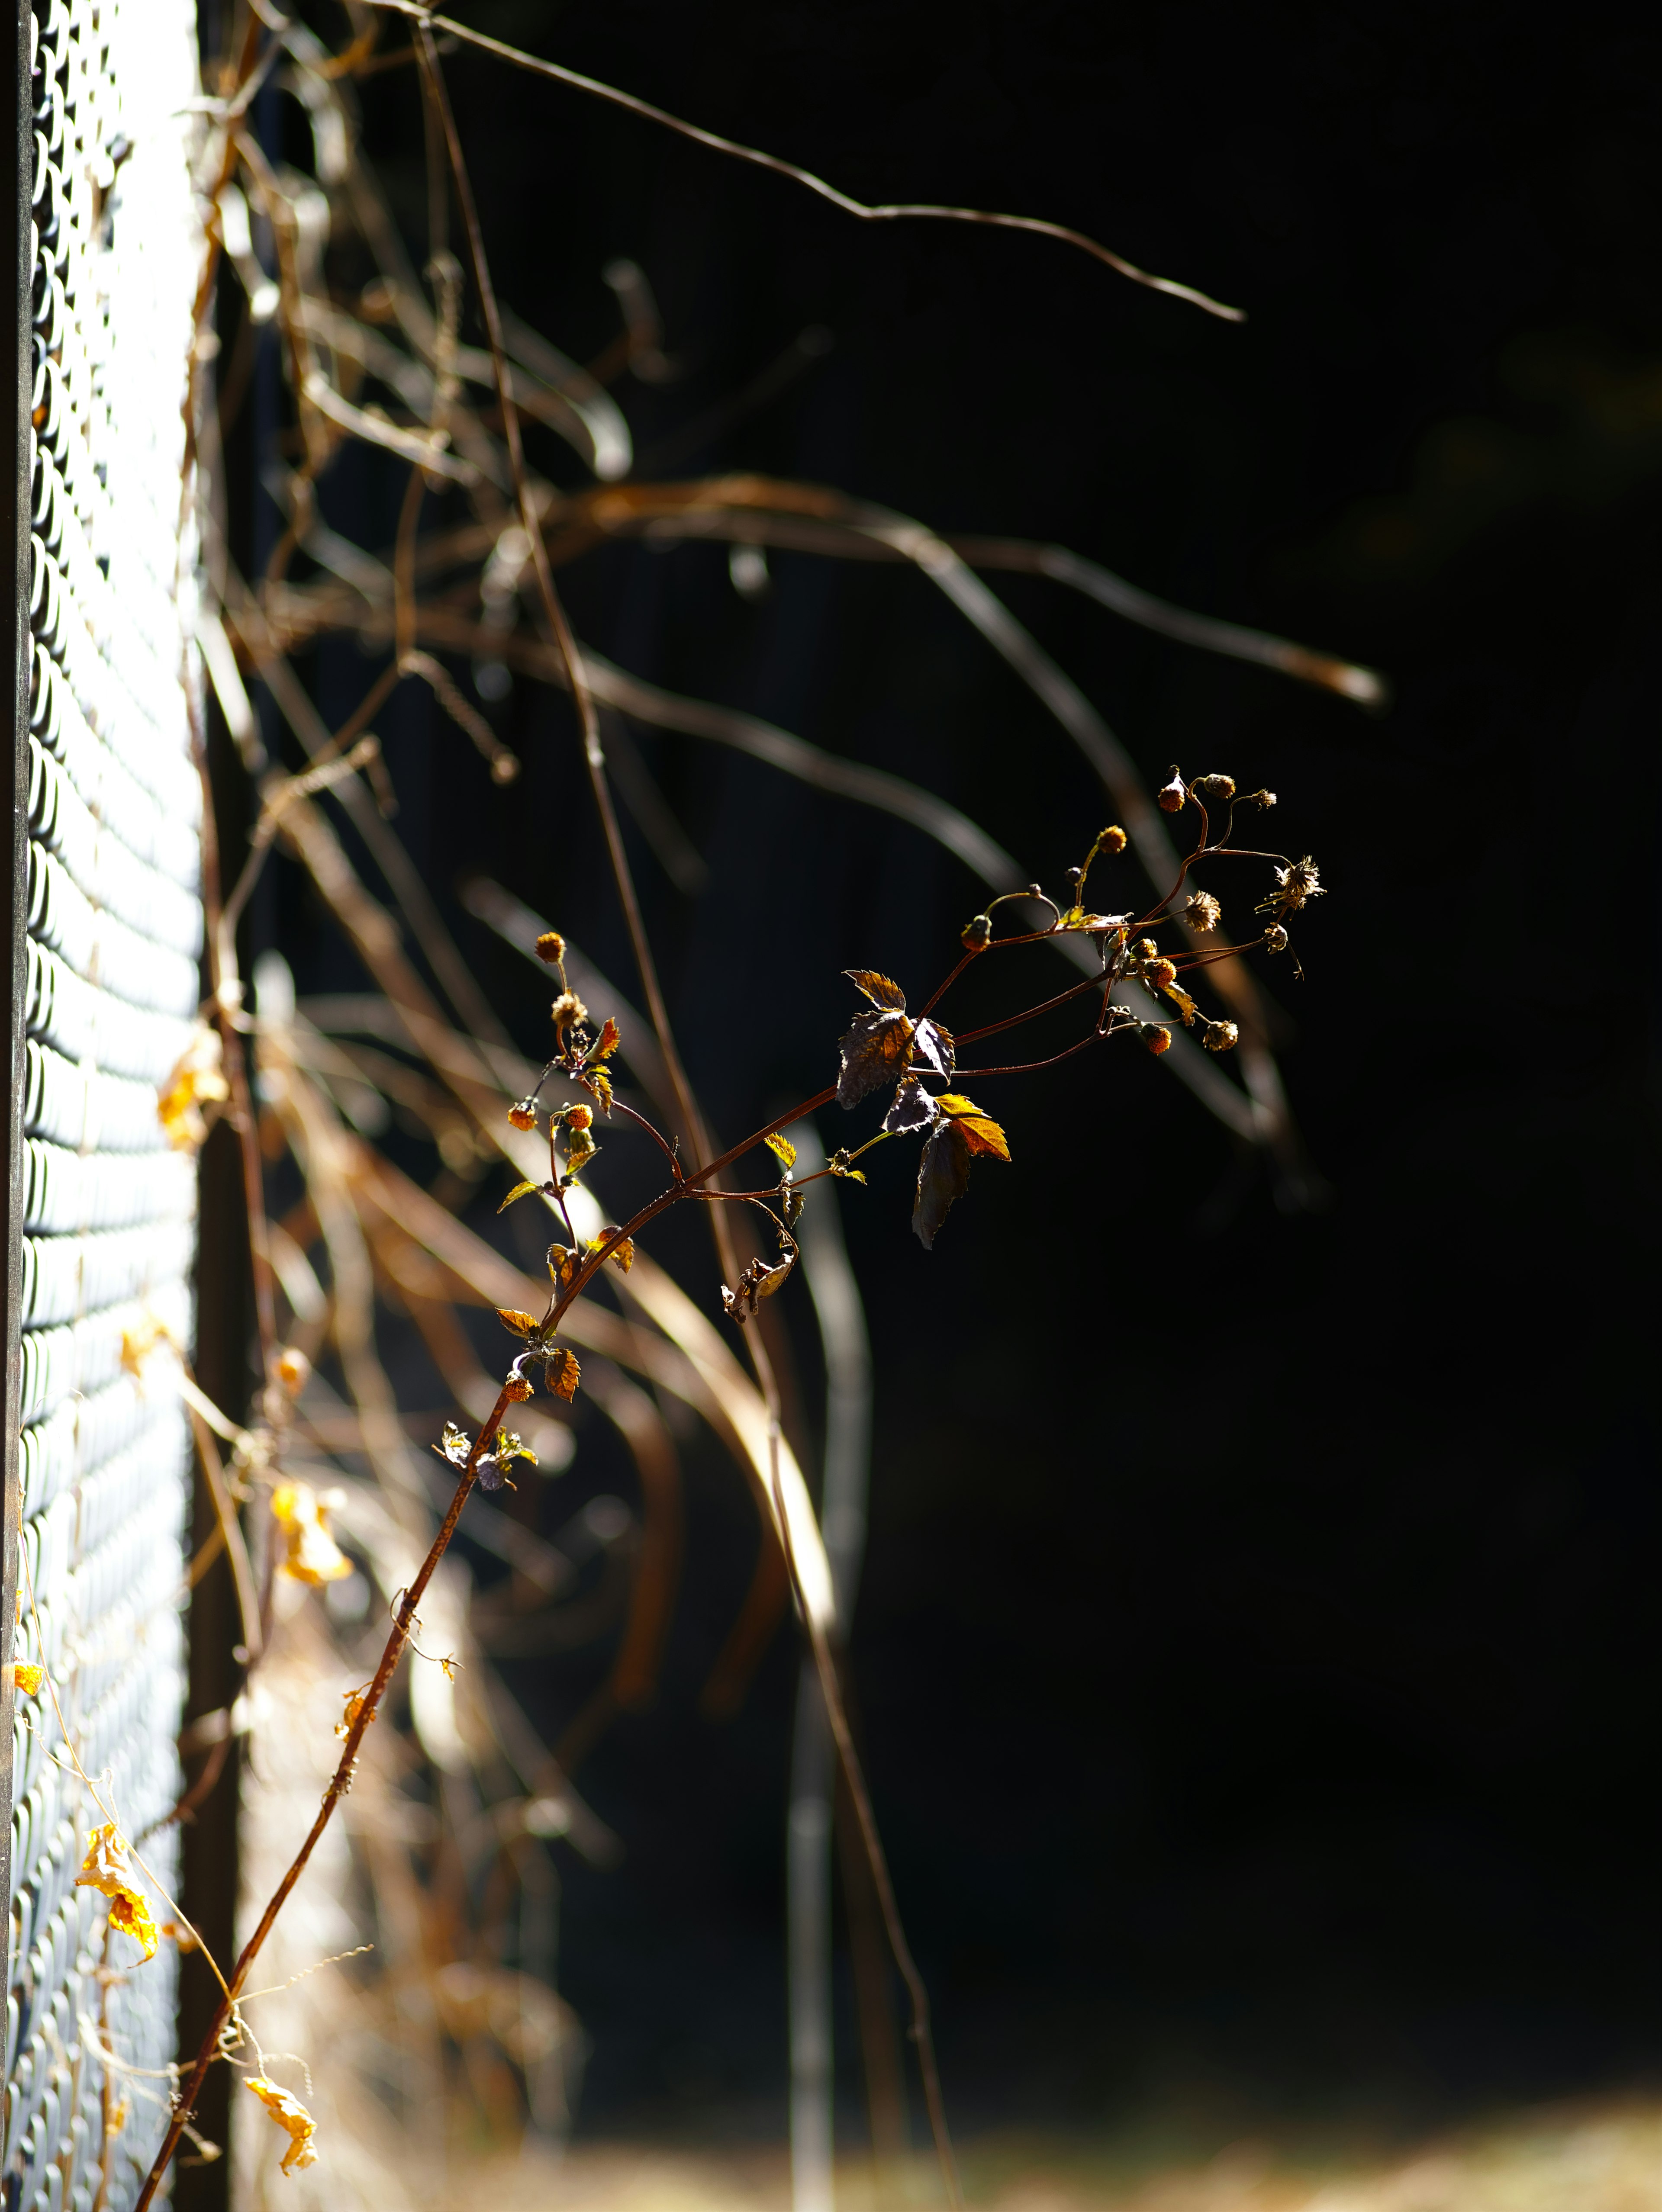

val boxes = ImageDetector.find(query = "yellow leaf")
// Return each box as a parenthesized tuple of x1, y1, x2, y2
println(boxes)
(245, 2077, 320, 2177)
(76, 1826, 158, 1963)
(547, 1348, 581, 1404)
(10, 1661, 44, 1697)
(590, 1229, 635, 1274)
(271, 1482, 354, 1585)
(933, 1093, 1011, 1161)
(590, 1067, 614, 1115)
(156, 1023, 230, 1154)
(495, 1309, 544, 1341)
(498, 1179, 542, 1213)
(1163, 983, 1198, 1026)
(764, 1132, 797, 1171)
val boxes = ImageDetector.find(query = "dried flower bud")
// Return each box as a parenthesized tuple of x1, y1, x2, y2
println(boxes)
(507, 1101, 537, 1132)
(1139, 1022, 1172, 1055)
(1265, 855, 1324, 916)
(1136, 938, 1160, 960)
(1184, 891, 1222, 933)
(961, 913, 992, 950)
(566, 1104, 593, 1132)
(1156, 767, 1188, 813)
(1100, 825, 1127, 854)
(1265, 923, 1289, 954)
(275, 1347, 309, 1395)
(1190, 773, 1236, 806)
(1203, 1021, 1240, 1052)
(535, 932, 567, 965)
(1243, 788, 1277, 808)
(1144, 957, 1178, 990)
(551, 990, 589, 1029)
(503, 1376, 534, 1402)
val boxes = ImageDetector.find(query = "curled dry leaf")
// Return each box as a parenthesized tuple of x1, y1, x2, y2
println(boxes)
(335, 1688, 376, 1739)
(546, 1348, 581, 1403)
(271, 1482, 353, 1586)
(589, 1067, 615, 1114)
(76, 1826, 158, 1962)
(244, 2076, 320, 2177)
(1163, 983, 1198, 1026)
(591, 1228, 635, 1273)
(910, 1017, 955, 1082)
(11, 1661, 44, 1697)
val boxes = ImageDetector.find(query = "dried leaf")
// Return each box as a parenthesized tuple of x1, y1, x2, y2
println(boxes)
(497, 1179, 542, 1213)
(934, 1093, 1011, 1161)
(271, 1482, 353, 1585)
(496, 1309, 544, 1341)
(546, 1348, 581, 1402)
(910, 1018, 955, 1082)
(548, 1245, 580, 1291)
(76, 1826, 158, 1962)
(838, 1008, 915, 1109)
(156, 1023, 230, 1153)
(828, 1151, 867, 1183)
(245, 2077, 319, 2177)
(590, 1067, 614, 1115)
(591, 1229, 635, 1274)
(1163, 983, 1198, 1027)
(912, 1098, 1010, 1248)
(844, 969, 907, 1011)
(11, 1661, 44, 1697)
(335, 1688, 375, 1739)
(493, 1430, 538, 1470)
(883, 1077, 938, 1135)
(435, 1421, 472, 1467)
(564, 1125, 597, 1177)
(593, 1016, 621, 1060)
(764, 1132, 798, 1172)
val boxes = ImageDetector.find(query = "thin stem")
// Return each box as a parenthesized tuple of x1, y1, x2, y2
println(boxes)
(133, 1383, 517, 2208)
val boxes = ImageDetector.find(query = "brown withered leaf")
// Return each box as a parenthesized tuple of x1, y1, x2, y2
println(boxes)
(547, 1348, 581, 1402)
(883, 1077, 938, 1135)
(934, 1093, 1011, 1160)
(548, 1246, 580, 1290)
(496, 1308, 544, 1341)
(844, 970, 907, 1011)
(910, 1018, 954, 1082)
(1163, 983, 1198, 1027)
(592, 1229, 635, 1274)
(838, 1008, 915, 1108)
(498, 1179, 544, 1214)
(593, 1016, 621, 1060)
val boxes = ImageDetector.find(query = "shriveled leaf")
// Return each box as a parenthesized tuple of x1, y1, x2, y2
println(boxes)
(934, 1092, 1010, 1161)
(270, 1480, 353, 1585)
(496, 1308, 544, 1341)
(548, 1245, 580, 1290)
(10, 1661, 44, 1697)
(593, 1016, 621, 1060)
(564, 1126, 597, 1176)
(884, 1077, 939, 1135)
(910, 1018, 955, 1082)
(245, 2077, 319, 2177)
(844, 969, 907, 1011)
(547, 1348, 581, 1403)
(1163, 983, 1198, 1026)
(912, 1122, 973, 1250)
(828, 1151, 867, 1183)
(764, 1131, 798, 1171)
(436, 1421, 471, 1466)
(590, 1229, 635, 1274)
(77, 1826, 159, 1963)
(837, 1009, 915, 1109)
(497, 1179, 543, 1214)
(590, 1067, 614, 1115)
(494, 1430, 538, 1469)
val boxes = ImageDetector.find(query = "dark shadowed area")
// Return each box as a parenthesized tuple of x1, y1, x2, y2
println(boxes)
(225, 0, 1660, 2166)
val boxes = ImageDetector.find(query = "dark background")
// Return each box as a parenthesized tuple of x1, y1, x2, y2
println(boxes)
(237, 0, 1660, 2161)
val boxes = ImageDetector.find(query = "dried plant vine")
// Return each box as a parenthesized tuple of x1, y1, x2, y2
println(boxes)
(79, 7, 1355, 2203)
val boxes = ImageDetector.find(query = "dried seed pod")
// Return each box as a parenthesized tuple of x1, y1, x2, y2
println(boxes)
(1265, 923, 1289, 953)
(1184, 891, 1222, 933)
(1203, 1021, 1240, 1052)
(1143, 956, 1178, 990)
(507, 1100, 537, 1131)
(535, 931, 566, 965)
(1190, 772, 1236, 806)
(1100, 825, 1127, 853)
(960, 913, 992, 950)
(566, 1104, 593, 1132)
(1138, 1022, 1172, 1055)
(1156, 766, 1188, 813)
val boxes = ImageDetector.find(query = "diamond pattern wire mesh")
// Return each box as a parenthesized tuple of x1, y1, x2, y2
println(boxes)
(10, 1, 203, 2206)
